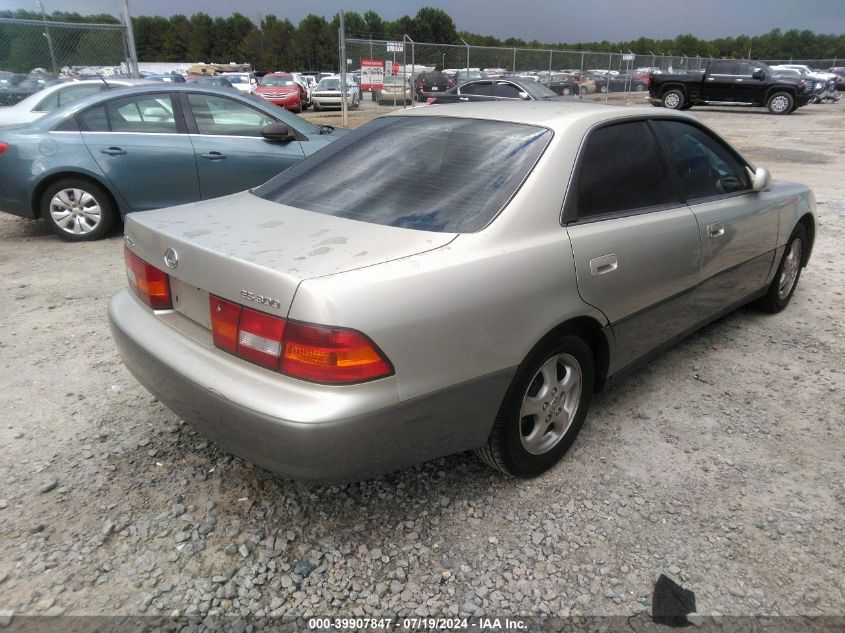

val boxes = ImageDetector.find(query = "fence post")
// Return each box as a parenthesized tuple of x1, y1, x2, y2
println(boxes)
(35, 1, 58, 75)
(461, 38, 469, 76)
(338, 10, 347, 128)
(513, 47, 516, 73)
(122, 0, 139, 78)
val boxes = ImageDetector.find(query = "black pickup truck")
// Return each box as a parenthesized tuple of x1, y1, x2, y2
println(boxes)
(648, 60, 813, 114)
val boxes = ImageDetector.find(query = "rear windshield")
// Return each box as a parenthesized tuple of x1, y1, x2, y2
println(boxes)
(255, 116, 551, 233)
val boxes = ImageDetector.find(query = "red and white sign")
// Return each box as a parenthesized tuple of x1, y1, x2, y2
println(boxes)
(360, 59, 384, 90)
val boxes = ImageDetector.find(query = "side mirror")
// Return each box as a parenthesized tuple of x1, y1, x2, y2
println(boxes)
(518, 91, 530, 100)
(752, 166, 771, 192)
(261, 122, 295, 142)
(752, 68, 765, 80)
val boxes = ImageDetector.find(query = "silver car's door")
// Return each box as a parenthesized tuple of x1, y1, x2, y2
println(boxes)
(78, 92, 200, 211)
(565, 120, 701, 373)
(652, 120, 779, 315)
(182, 92, 306, 199)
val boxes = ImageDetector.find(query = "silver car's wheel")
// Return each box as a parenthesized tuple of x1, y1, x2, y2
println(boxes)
(41, 178, 116, 242)
(756, 224, 807, 313)
(477, 334, 594, 478)
(519, 354, 582, 455)
(777, 237, 803, 300)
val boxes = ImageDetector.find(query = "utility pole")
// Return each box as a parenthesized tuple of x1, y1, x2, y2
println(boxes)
(36, 1, 57, 75)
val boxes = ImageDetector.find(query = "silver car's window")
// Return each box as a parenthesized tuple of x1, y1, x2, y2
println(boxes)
(577, 121, 679, 218)
(653, 120, 750, 200)
(78, 93, 176, 133)
(187, 93, 274, 137)
(36, 84, 102, 112)
(256, 116, 551, 233)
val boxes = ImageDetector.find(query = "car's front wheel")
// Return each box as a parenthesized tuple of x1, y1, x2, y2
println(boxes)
(755, 224, 807, 313)
(662, 88, 685, 109)
(767, 91, 794, 114)
(476, 334, 594, 477)
(40, 178, 116, 242)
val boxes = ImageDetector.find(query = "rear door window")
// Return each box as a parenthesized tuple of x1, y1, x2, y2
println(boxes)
(575, 121, 680, 219)
(78, 93, 177, 133)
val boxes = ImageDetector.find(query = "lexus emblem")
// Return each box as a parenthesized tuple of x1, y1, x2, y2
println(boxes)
(163, 248, 178, 269)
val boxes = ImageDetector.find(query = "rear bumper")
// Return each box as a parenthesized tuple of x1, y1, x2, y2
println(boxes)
(108, 289, 511, 482)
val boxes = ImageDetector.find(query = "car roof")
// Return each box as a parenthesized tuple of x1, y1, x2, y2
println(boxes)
(391, 100, 692, 135)
(29, 83, 300, 129)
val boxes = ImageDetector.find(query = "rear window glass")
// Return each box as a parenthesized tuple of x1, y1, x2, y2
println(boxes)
(255, 116, 551, 233)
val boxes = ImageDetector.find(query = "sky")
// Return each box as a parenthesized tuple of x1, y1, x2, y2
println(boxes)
(6, 0, 845, 42)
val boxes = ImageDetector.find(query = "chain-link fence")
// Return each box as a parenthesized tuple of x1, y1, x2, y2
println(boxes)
(0, 17, 131, 104)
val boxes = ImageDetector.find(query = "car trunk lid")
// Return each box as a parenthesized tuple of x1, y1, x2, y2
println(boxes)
(123, 190, 457, 324)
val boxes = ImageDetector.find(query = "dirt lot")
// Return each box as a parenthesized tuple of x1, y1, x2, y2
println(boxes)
(0, 96, 843, 627)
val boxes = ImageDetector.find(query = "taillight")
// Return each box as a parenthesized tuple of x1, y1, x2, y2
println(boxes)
(237, 307, 286, 369)
(417, 81, 424, 89)
(281, 321, 393, 384)
(0, 142, 8, 155)
(647, 73, 652, 88)
(124, 246, 172, 309)
(425, 97, 436, 104)
(209, 296, 241, 353)
(207, 296, 393, 384)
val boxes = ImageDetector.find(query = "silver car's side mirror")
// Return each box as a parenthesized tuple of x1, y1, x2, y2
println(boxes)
(752, 166, 772, 192)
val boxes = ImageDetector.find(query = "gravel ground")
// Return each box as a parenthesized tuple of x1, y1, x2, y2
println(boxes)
(0, 96, 843, 628)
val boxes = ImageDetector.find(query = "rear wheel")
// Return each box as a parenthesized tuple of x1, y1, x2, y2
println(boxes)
(755, 225, 807, 313)
(662, 88, 684, 109)
(562, 86, 572, 96)
(767, 91, 794, 114)
(40, 177, 116, 242)
(599, 84, 608, 93)
(476, 334, 594, 477)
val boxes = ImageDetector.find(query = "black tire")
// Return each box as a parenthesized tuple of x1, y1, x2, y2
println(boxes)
(40, 177, 116, 242)
(562, 86, 572, 96)
(580, 85, 589, 95)
(599, 85, 608, 93)
(313, 104, 321, 111)
(767, 91, 794, 115)
(476, 334, 595, 478)
(755, 224, 807, 313)
(635, 83, 645, 92)
(662, 88, 684, 109)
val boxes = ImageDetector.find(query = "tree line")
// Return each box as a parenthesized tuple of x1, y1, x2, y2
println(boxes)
(1, 7, 843, 74)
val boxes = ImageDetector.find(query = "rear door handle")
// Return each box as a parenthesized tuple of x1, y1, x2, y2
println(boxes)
(707, 222, 725, 238)
(201, 151, 226, 160)
(589, 253, 618, 276)
(459, 97, 469, 101)
(101, 147, 125, 156)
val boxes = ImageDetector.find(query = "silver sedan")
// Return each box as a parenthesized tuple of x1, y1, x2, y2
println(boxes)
(109, 101, 816, 482)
